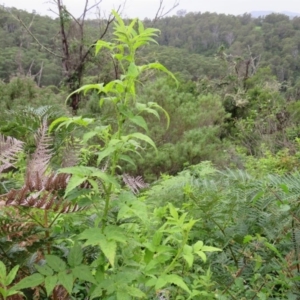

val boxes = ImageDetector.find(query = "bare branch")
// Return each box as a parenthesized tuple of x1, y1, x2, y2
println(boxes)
(154, 0, 180, 22)
(79, 0, 103, 20)
(10, 14, 64, 59)
(61, 6, 81, 28)
(48, 8, 60, 17)
(76, 11, 116, 74)
(81, 0, 90, 25)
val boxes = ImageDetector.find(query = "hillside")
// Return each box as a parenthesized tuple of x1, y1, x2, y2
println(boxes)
(0, 7, 300, 88)
(1, 9, 300, 300)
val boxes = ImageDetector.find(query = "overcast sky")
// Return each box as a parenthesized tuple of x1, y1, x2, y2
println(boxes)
(1, 0, 300, 19)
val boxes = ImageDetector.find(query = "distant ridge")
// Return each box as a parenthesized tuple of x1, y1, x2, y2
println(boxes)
(250, 11, 300, 18)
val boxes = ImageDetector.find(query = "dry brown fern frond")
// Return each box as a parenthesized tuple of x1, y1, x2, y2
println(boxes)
(53, 285, 71, 300)
(0, 219, 37, 239)
(25, 172, 70, 192)
(3, 188, 85, 213)
(0, 135, 24, 174)
(26, 119, 53, 189)
(284, 250, 300, 276)
(0, 214, 45, 258)
(123, 173, 149, 194)
(0, 121, 89, 213)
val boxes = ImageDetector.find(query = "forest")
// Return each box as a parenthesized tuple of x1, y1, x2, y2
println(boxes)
(1, 2, 300, 299)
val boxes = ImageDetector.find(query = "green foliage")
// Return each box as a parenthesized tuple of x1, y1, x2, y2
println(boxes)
(14, 246, 96, 297)
(0, 12, 219, 300)
(241, 147, 300, 176)
(146, 161, 300, 298)
(3, 7, 300, 300)
(121, 78, 230, 179)
(0, 260, 22, 300)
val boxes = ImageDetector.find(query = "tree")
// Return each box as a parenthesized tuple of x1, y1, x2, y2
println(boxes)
(14, 0, 179, 113)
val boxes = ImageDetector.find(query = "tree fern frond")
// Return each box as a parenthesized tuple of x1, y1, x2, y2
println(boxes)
(0, 219, 37, 238)
(3, 188, 86, 213)
(0, 135, 24, 174)
(123, 173, 149, 194)
(26, 119, 53, 188)
(26, 105, 60, 120)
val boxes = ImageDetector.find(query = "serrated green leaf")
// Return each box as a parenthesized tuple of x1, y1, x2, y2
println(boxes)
(148, 102, 170, 129)
(82, 131, 98, 143)
(58, 272, 73, 295)
(59, 166, 92, 176)
(193, 241, 204, 252)
(78, 228, 103, 246)
(68, 243, 83, 267)
(0, 287, 7, 298)
(97, 142, 120, 165)
(136, 103, 160, 120)
(117, 290, 131, 300)
(195, 251, 207, 262)
(104, 225, 127, 243)
(155, 276, 168, 290)
(141, 62, 178, 86)
(51, 116, 94, 132)
(126, 132, 157, 151)
(152, 231, 163, 247)
(162, 274, 191, 294)
(95, 40, 113, 54)
(60, 166, 119, 188)
(5, 265, 19, 286)
(45, 255, 66, 272)
(90, 170, 120, 187)
(119, 154, 136, 167)
(117, 196, 148, 222)
(13, 273, 44, 290)
(100, 239, 117, 267)
(7, 289, 23, 297)
(169, 203, 178, 220)
(145, 277, 157, 287)
(45, 275, 57, 296)
(0, 260, 6, 279)
(125, 286, 146, 298)
(72, 265, 96, 284)
(129, 115, 148, 132)
(138, 20, 144, 34)
(49, 116, 69, 132)
(201, 245, 222, 252)
(66, 85, 104, 105)
(127, 62, 139, 78)
(64, 175, 87, 196)
(183, 245, 194, 268)
(78, 229, 117, 266)
(35, 264, 53, 277)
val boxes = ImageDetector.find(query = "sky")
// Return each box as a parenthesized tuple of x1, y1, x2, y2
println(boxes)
(1, 0, 300, 19)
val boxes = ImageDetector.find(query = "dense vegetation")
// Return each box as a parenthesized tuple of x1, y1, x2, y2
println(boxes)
(1, 4, 300, 299)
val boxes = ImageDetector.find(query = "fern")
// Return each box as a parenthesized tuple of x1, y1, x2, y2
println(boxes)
(26, 119, 53, 188)
(122, 173, 149, 194)
(0, 135, 24, 174)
